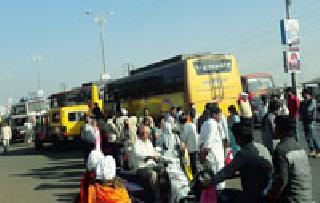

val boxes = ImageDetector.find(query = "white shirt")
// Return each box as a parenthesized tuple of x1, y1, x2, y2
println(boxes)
(1, 126, 12, 140)
(183, 122, 199, 153)
(166, 114, 176, 129)
(219, 115, 228, 141)
(156, 122, 180, 152)
(133, 138, 159, 171)
(138, 116, 154, 127)
(240, 100, 253, 118)
(156, 132, 180, 151)
(200, 118, 225, 165)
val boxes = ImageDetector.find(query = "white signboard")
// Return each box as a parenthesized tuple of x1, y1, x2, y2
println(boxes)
(280, 19, 300, 45)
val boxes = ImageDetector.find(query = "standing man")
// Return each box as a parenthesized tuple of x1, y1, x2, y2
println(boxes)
(300, 89, 320, 157)
(138, 108, 154, 128)
(239, 92, 253, 127)
(92, 103, 103, 120)
(182, 112, 199, 175)
(261, 102, 281, 154)
(189, 103, 197, 123)
(286, 88, 300, 142)
(268, 115, 314, 202)
(200, 107, 227, 189)
(1, 122, 12, 154)
(166, 106, 177, 129)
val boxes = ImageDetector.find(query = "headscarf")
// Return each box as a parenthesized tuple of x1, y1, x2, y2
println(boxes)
(161, 122, 177, 150)
(87, 149, 104, 171)
(163, 122, 173, 135)
(96, 155, 116, 181)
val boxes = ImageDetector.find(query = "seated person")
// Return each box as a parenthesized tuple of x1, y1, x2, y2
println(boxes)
(88, 155, 131, 203)
(211, 123, 273, 203)
(133, 125, 161, 200)
(79, 149, 104, 203)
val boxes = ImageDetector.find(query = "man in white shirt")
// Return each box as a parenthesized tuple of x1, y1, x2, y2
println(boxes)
(133, 125, 160, 199)
(183, 113, 199, 175)
(166, 106, 177, 130)
(24, 119, 34, 144)
(1, 122, 12, 154)
(200, 107, 227, 189)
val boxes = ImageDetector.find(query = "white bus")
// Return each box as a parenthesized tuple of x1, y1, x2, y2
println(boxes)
(10, 98, 48, 142)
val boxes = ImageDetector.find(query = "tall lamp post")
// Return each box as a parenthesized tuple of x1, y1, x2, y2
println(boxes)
(86, 11, 113, 78)
(32, 53, 43, 91)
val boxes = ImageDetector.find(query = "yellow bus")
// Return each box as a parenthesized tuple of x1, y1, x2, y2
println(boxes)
(44, 83, 103, 149)
(104, 53, 242, 117)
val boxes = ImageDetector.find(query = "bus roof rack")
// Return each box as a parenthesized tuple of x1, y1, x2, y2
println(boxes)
(129, 53, 226, 76)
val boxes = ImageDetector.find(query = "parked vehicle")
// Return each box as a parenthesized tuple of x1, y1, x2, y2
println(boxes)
(9, 98, 48, 142)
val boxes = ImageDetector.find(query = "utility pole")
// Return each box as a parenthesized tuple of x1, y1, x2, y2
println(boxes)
(95, 15, 107, 74)
(86, 11, 113, 76)
(285, 0, 297, 95)
(32, 54, 42, 91)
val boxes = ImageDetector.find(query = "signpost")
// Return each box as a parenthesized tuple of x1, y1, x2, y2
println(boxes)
(280, 19, 300, 45)
(280, 0, 300, 94)
(287, 47, 300, 73)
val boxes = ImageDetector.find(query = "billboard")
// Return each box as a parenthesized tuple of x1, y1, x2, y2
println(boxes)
(284, 47, 301, 73)
(280, 19, 300, 45)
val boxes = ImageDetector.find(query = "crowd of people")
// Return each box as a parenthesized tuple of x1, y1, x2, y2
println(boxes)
(78, 87, 318, 202)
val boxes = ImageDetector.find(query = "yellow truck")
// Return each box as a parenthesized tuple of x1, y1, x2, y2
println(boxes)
(35, 83, 103, 150)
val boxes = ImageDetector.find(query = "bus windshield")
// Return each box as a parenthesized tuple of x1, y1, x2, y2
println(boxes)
(50, 87, 92, 108)
(11, 105, 27, 115)
(247, 77, 273, 92)
(12, 117, 27, 127)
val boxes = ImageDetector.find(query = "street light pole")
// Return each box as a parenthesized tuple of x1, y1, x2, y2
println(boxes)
(86, 11, 113, 76)
(32, 54, 42, 91)
(95, 15, 107, 74)
(285, 0, 297, 95)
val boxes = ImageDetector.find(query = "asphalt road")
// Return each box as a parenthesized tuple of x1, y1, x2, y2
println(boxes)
(0, 131, 319, 203)
(0, 143, 84, 203)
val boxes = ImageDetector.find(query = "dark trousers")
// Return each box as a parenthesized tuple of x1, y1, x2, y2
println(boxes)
(189, 152, 197, 175)
(240, 117, 253, 129)
(303, 121, 320, 151)
(82, 140, 94, 165)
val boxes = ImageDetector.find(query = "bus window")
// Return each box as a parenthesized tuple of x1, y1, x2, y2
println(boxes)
(68, 113, 77, 122)
(193, 59, 232, 75)
(247, 78, 273, 92)
(68, 112, 84, 122)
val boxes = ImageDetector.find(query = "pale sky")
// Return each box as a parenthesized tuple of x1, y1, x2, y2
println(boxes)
(0, 0, 319, 104)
